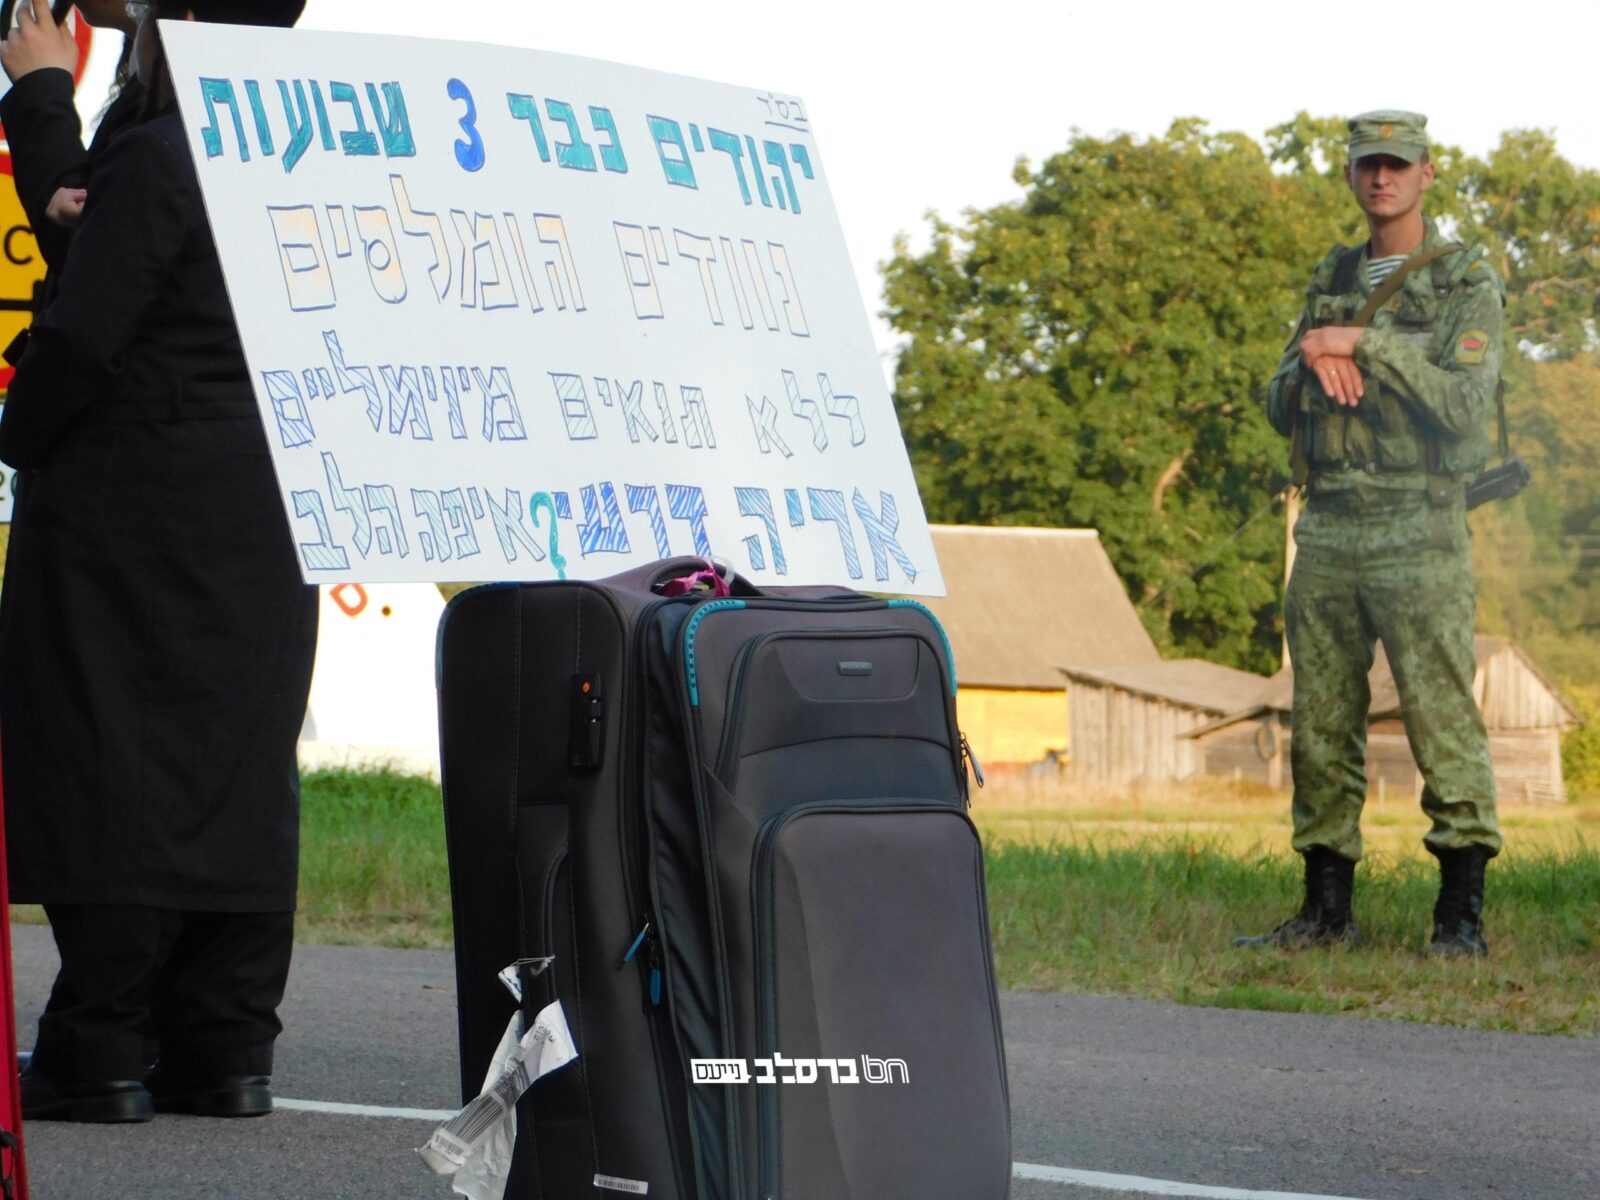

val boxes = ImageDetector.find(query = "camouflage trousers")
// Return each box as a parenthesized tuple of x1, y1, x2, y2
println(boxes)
(1285, 485, 1500, 862)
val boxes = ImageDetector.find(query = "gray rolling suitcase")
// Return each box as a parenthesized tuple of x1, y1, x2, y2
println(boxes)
(439, 557, 1010, 1199)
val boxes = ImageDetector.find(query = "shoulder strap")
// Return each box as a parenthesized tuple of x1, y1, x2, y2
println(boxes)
(1329, 246, 1363, 296)
(1350, 243, 1463, 327)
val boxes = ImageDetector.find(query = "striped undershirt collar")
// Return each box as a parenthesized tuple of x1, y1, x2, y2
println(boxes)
(1365, 253, 1407, 287)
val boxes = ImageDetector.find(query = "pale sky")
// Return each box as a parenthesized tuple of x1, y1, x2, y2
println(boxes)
(63, 0, 1600, 373)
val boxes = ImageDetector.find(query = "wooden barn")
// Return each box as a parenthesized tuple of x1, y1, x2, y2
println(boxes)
(1057, 659, 1271, 786)
(1184, 636, 1580, 801)
(919, 525, 1159, 768)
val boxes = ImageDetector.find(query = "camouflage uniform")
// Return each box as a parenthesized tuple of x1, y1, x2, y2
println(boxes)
(1266, 213, 1504, 863)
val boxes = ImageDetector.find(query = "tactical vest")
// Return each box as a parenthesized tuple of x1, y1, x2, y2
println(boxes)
(1297, 243, 1493, 495)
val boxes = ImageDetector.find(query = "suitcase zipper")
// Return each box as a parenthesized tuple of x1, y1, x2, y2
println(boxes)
(682, 598, 748, 706)
(672, 600, 750, 1195)
(622, 917, 663, 1007)
(961, 732, 987, 792)
(620, 595, 697, 1200)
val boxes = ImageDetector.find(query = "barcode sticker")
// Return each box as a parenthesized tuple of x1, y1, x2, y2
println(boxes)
(594, 1174, 650, 1195)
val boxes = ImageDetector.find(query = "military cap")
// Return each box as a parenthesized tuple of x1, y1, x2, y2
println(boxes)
(1347, 110, 1429, 164)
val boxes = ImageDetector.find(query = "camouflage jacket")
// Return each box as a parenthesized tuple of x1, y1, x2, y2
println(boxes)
(1266, 217, 1506, 492)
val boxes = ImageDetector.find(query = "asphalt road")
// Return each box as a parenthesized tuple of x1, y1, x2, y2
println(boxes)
(9, 924, 1598, 1200)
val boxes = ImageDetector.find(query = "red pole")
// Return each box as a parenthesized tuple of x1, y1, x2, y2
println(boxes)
(0, 742, 28, 1199)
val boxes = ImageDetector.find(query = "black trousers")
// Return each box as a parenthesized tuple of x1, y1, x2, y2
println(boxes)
(32, 905, 294, 1081)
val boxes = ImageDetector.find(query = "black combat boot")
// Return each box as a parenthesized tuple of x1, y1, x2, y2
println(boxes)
(1429, 845, 1491, 958)
(1234, 846, 1359, 948)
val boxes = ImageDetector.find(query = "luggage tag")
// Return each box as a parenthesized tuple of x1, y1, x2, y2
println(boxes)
(416, 996, 577, 1200)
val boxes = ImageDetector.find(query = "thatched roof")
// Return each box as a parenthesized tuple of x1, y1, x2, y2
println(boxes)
(1182, 635, 1578, 737)
(920, 525, 1158, 690)
(1058, 659, 1271, 716)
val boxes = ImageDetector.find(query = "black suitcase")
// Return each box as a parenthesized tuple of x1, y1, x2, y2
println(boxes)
(438, 557, 1011, 1200)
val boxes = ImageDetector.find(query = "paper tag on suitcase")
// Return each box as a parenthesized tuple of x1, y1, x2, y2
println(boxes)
(417, 999, 578, 1198)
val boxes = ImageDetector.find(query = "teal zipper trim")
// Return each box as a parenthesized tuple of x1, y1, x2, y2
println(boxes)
(886, 598, 957, 694)
(683, 599, 747, 706)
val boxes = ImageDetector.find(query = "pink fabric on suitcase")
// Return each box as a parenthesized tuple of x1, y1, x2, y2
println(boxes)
(652, 560, 732, 598)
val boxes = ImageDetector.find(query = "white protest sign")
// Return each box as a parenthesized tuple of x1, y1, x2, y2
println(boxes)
(161, 23, 943, 594)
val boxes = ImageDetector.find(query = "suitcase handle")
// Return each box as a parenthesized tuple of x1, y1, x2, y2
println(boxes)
(603, 556, 764, 597)
(600, 556, 869, 601)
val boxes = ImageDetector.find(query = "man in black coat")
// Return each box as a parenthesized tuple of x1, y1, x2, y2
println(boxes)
(0, 0, 315, 1123)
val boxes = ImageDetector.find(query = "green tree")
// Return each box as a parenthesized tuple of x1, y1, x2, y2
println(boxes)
(885, 119, 1350, 671)
(1472, 354, 1600, 684)
(887, 114, 1600, 675)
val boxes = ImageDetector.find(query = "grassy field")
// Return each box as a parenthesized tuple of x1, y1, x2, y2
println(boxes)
(975, 774, 1600, 1035)
(983, 837, 1600, 1034)
(971, 772, 1600, 860)
(19, 766, 1594, 1036)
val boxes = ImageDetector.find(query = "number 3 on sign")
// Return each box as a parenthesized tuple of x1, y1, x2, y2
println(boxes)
(448, 78, 486, 172)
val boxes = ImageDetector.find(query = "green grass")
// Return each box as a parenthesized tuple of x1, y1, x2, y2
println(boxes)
(25, 766, 1587, 1036)
(295, 766, 453, 948)
(986, 838, 1600, 1035)
(288, 767, 1598, 1034)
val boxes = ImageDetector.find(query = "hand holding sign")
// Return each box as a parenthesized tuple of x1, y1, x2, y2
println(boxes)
(0, 0, 79, 83)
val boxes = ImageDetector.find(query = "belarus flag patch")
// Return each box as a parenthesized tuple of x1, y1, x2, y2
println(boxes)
(1455, 330, 1490, 364)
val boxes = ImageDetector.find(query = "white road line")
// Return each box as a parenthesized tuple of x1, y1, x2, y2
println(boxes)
(271, 1100, 1374, 1200)
(275, 1097, 456, 1121)
(1013, 1161, 1372, 1200)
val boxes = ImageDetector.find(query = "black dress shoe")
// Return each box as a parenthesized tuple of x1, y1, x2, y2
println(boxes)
(21, 1066, 154, 1123)
(146, 1067, 274, 1118)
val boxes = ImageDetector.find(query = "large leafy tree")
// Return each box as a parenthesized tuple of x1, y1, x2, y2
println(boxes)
(886, 114, 1600, 675)
(1474, 355, 1600, 672)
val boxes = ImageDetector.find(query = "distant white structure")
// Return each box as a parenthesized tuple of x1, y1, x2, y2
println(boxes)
(298, 583, 445, 778)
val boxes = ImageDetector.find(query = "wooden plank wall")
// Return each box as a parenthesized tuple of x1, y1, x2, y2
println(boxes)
(1477, 647, 1573, 731)
(1066, 682, 1211, 785)
(1195, 718, 1289, 789)
(1491, 727, 1567, 803)
(1073, 648, 1572, 799)
(1198, 719, 1565, 802)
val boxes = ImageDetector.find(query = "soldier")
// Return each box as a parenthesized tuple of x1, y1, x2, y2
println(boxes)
(1239, 111, 1503, 957)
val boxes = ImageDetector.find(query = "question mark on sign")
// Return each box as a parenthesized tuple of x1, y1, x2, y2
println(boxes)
(529, 492, 567, 580)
